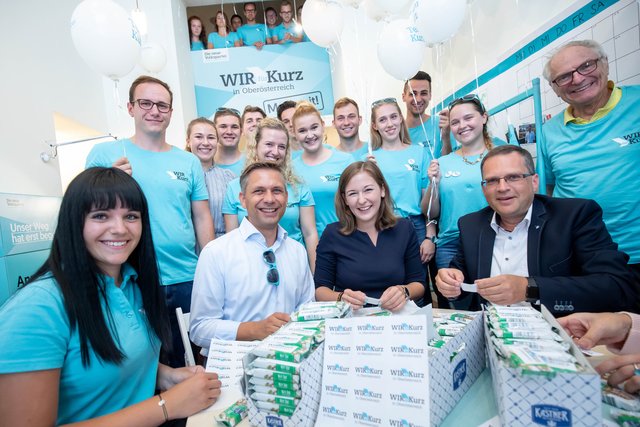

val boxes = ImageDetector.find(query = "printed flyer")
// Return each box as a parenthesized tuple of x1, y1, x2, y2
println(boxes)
(317, 315, 430, 427)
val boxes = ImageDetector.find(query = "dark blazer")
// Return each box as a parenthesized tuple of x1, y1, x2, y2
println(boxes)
(450, 195, 637, 315)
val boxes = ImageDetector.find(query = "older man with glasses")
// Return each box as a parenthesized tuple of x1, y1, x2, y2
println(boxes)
(435, 145, 636, 316)
(540, 39, 640, 285)
(190, 162, 314, 355)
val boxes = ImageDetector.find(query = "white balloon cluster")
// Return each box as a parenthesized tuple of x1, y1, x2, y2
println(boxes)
(70, 0, 141, 81)
(299, 0, 467, 80)
(374, 0, 467, 80)
(70, 0, 168, 81)
(412, 0, 467, 46)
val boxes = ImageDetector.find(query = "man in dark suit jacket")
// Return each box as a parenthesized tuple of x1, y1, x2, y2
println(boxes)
(436, 145, 637, 316)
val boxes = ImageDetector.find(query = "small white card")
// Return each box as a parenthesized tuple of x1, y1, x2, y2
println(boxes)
(461, 282, 478, 293)
(364, 296, 381, 306)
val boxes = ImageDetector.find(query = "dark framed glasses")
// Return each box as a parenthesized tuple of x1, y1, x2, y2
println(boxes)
(263, 250, 280, 287)
(551, 58, 600, 87)
(133, 99, 172, 113)
(371, 97, 397, 108)
(448, 94, 485, 113)
(481, 173, 534, 187)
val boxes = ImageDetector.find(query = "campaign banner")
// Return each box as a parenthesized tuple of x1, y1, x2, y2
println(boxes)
(0, 193, 60, 257)
(318, 315, 430, 427)
(0, 250, 50, 304)
(191, 43, 334, 118)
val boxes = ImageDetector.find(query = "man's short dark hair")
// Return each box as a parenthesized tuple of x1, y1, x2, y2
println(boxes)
(244, 2, 256, 11)
(240, 162, 286, 193)
(277, 100, 297, 120)
(481, 145, 536, 176)
(265, 6, 277, 14)
(129, 75, 173, 105)
(403, 71, 431, 92)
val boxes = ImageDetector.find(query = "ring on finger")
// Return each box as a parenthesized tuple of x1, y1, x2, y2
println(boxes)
(633, 363, 640, 376)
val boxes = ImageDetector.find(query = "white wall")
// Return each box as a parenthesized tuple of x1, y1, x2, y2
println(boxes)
(0, 0, 109, 197)
(0, 0, 580, 198)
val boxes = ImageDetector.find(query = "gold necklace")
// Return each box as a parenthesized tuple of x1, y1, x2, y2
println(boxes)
(461, 149, 487, 165)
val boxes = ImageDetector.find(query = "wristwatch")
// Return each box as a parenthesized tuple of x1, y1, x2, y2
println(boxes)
(426, 235, 436, 243)
(402, 286, 410, 301)
(525, 277, 539, 304)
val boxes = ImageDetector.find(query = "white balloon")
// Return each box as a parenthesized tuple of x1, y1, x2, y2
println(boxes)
(140, 42, 167, 73)
(412, 0, 467, 45)
(372, 0, 413, 16)
(70, 0, 141, 80)
(302, 0, 344, 48)
(341, 0, 364, 8)
(364, 0, 387, 22)
(377, 19, 425, 80)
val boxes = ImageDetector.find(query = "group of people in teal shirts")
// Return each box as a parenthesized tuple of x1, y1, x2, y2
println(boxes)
(188, 1, 307, 51)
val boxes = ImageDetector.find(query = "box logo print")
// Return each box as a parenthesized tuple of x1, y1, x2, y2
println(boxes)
(531, 404, 571, 426)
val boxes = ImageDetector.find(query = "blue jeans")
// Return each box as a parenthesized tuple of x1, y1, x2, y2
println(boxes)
(433, 240, 475, 310)
(161, 281, 193, 368)
(435, 240, 459, 270)
(408, 214, 431, 306)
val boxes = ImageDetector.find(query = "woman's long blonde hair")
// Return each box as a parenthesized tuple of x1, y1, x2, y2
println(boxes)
(244, 117, 302, 188)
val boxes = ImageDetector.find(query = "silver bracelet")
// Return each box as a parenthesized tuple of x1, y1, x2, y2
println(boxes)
(158, 394, 169, 422)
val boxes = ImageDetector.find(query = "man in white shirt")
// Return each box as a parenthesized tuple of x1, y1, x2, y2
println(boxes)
(190, 162, 314, 354)
(435, 145, 635, 315)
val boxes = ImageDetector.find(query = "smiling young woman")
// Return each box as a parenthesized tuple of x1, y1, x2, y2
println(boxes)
(292, 101, 353, 237)
(314, 161, 426, 311)
(0, 167, 220, 426)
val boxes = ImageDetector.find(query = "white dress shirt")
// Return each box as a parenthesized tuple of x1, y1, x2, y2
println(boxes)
(190, 218, 315, 352)
(489, 205, 533, 278)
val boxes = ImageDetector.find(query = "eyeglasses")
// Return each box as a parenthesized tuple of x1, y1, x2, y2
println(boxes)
(133, 99, 172, 113)
(371, 97, 397, 108)
(263, 250, 280, 287)
(551, 58, 601, 87)
(481, 173, 534, 187)
(448, 94, 485, 113)
(216, 107, 241, 116)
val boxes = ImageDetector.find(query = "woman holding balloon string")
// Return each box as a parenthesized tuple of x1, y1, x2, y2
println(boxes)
(422, 95, 505, 277)
(368, 98, 434, 305)
(0, 167, 220, 426)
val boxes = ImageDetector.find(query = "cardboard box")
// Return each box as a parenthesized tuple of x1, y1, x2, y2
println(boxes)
(243, 344, 324, 427)
(429, 311, 486, 426)
(485, 305, 602, 427)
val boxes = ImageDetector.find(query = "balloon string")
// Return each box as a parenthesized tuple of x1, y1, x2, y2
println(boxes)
(407, 80, 435, 160)
(468, 10, 480, 92)
(349, 9, 368, 154)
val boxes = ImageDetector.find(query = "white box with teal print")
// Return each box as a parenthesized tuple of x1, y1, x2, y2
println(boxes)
(485, 305, 602, 426)
(428, 310, 486, 426)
